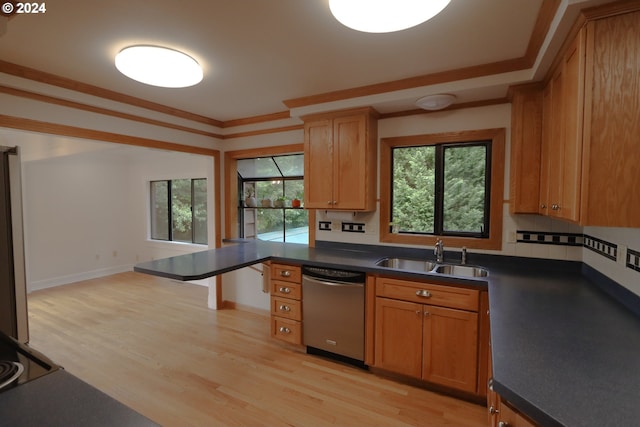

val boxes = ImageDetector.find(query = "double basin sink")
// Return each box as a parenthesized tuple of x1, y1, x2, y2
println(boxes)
(375, 257, 488, 278)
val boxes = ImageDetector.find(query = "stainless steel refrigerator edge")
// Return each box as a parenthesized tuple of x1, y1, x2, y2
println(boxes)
(0, 146, 29, 343)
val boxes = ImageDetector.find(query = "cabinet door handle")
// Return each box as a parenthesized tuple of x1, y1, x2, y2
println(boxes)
(416, 289, 432, 298)
(280, 270, 291, 277)
(279, 305, 291, 312)
(498, 422, 510, 427)
(278, 286, 291, 294)
(278, 327, 291, 334)
(540, 204, 547, 209)
(424, 310, 430, 317)
(489, 405, 499, 415)
(327, 201, 332, 205)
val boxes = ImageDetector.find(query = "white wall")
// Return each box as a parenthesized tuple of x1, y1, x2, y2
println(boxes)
(20, 141, 216, 292)
(24, 148, 135, 289)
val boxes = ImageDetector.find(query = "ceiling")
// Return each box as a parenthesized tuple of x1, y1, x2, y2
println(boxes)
(0, 0, 615, 124)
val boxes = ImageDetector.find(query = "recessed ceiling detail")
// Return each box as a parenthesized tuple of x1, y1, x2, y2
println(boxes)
(115, 45, 203, 88)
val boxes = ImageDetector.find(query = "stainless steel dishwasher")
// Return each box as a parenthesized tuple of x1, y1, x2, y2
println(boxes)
(302, 266, 365, 363)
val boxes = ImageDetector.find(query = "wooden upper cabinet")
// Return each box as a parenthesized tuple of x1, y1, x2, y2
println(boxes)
(559, 29, 585, 222)
(303, 107, 378, 211)
(538, 28, 585, 223)
(581, 10, 640, 227)
(509, 84, 543, 214)
(303, 119, 334, 208)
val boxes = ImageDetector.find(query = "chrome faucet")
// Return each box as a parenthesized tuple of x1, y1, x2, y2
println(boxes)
(434, 239, 444, 263)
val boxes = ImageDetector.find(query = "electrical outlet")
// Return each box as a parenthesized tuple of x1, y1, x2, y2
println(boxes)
(319, 221, 331, 231)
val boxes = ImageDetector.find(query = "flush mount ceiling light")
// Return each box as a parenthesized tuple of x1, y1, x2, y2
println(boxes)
(329, 0, 451, 33)
(115, 45, 203, 88)
(416, 94, 457, 111)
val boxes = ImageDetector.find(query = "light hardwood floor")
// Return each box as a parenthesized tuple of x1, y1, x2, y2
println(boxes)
(27, 271, 486, 427)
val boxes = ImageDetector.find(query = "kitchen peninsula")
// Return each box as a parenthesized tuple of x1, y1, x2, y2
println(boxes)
(135, 240, 640, 427)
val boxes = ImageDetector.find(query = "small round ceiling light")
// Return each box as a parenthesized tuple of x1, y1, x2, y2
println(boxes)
(115, 45, 203, 88)
(416, 94, 457, 111)
(329, 0, 451, 33)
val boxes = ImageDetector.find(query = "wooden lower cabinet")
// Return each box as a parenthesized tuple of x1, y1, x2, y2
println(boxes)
(423, 304, 478, 392)
(374, 295, 479, 394)
(374, 298, 423, 377)
(270, 263, 302, 345)
(488, 394, 538, 427)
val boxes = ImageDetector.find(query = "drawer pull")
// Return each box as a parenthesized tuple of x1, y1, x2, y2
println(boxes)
(280, 270, 291, 277)
(278, 326, 291, 334)
(278, 286, 291, 294)
(416, 289, 432, 298)
(279, 305, 291, 312)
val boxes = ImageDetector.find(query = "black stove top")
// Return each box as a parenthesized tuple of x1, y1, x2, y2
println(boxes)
(0, 332, 60, 393)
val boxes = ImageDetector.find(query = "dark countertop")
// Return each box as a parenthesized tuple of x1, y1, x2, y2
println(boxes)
(488, 263, 640, 427)
(133, 240, 489, 287)
(134, 240, 640, 427)
(0, 370, 158, 427)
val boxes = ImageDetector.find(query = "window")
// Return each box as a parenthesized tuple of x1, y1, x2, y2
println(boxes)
(380, 129, 505, 250)
(237, 154, 308, 243)
(150, 179, 207, 244)
(392, 142, 490, 237)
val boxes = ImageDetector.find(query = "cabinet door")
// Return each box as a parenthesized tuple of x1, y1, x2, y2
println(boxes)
(547, 67, 564, 218)
(539, 83, 552, 215)
(422, 305, 478, 393)
(304, 119, 334, 209)
(509, 85, 542, 214)
(332, 114, 368, 210)
(374, 297, 423, 378)
(559, 29, 585, 222)
(582, 12, 640, 227)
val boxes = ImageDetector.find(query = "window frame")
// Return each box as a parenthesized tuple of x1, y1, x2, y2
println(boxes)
(380, 128, 505, 250)
(150, 178, 208, 245)
(223, 144, 312, 244)
(237, 175, 307, 243)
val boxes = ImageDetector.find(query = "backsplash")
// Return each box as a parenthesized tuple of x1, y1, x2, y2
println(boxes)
(314, 208, 640, 298)
(627, 248, 640, 273)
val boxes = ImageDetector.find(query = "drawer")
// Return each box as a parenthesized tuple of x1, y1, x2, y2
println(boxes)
(271, 280, 302, 300)
(271, 263, 302, 284)
(271, 296, 302, 321)
(271, 317, 302, 345)
(376, 277, 479, 311)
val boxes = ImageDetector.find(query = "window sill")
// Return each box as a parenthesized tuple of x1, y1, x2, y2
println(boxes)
(380, 231, 502, 251)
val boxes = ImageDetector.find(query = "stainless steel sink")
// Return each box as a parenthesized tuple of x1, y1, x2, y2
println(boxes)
(375, 258, 438, 272)
(432, 264, 488, 277)
(375, 257, 488, 278)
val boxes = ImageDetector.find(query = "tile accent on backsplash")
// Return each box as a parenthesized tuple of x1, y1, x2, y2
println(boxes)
(517, 231, 584, 246)
(584, 235, 617, 261)
(516, 231, 625, 263)
(318, 221, 331, 231)
(341, 222, 365, 233)
(627, 248, 640, 273)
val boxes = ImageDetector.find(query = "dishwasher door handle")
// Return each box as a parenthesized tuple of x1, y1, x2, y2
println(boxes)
(302, 275, 364, 288)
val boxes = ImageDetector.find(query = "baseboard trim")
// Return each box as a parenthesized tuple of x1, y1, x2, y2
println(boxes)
(28, 264, 135, 292)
